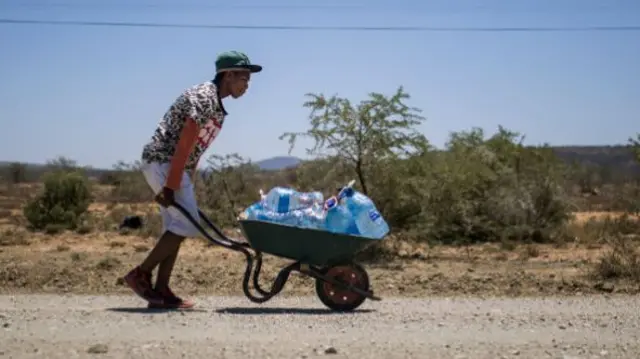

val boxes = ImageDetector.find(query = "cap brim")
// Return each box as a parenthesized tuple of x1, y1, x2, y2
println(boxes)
(217, 64, 263, 74)
(244, 64, 262, 73)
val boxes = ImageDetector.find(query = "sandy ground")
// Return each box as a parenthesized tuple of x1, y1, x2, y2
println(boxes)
(3, 231, 637, 298)
(1, 294, 639, 359)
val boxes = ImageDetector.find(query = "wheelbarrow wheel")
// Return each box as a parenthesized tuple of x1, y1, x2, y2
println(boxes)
(315, 262, 370, 312)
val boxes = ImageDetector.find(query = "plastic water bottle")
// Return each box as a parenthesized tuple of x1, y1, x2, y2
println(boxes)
(263, 187, 324, 213)
(242, 198, 325, 230)
(240, 202, 264, 220)
(266, 207, 325, 229)
(323, 196, 358, 235)
(299, 203, 326, 230)
(342, 188, 389, 239)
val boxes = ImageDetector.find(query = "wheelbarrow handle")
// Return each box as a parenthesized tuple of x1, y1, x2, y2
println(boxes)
(169, 201, 248, 250)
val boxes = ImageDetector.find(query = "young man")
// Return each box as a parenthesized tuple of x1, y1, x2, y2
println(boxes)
(123, 51, 262, 309)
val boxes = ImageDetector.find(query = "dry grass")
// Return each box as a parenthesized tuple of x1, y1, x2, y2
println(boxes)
(0, 230, 626, 297)
(573, 211, 640, 224)
(0, 212, 636, 297)
(0, 183, 638, 297)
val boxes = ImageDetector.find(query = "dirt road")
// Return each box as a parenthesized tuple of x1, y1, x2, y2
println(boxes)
(1, 294, 638, 358)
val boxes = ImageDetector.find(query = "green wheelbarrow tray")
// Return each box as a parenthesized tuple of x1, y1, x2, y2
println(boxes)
(170, 201, 383, 312)
(238, 219, 378, 266)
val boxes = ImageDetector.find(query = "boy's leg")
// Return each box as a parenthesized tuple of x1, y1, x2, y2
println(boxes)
(124, 230, 186, 306)
(139, 230, 184, 274)
(124, 162, 200, 308)
(154, 235, 182, 291)
(138, 229, 194, 309)
(148, 182, 200, 308)
(148, 235, 194, 309)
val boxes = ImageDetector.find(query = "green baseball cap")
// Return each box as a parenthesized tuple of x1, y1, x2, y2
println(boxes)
(215, 51, 262, 74)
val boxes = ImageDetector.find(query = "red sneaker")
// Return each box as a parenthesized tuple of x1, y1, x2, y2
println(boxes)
(123, 266, 163, 305)
(148, 287, 195, 309)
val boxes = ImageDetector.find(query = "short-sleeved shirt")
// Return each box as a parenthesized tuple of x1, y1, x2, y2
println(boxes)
(141, 81, 228, 172)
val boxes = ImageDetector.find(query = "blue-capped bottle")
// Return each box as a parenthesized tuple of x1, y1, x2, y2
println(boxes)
(323, 195, 358, 235)
(341, 186, 389, 239)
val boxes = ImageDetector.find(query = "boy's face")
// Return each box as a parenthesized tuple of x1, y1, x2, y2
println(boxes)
(226, 70, 251, 99)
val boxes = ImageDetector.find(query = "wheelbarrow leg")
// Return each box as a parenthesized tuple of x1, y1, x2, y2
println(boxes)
(241, 257, 300, 304)
(171, 202, 292, 305)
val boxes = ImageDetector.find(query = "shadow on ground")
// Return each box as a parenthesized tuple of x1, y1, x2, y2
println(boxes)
(104, 306, 374, 315)
(106, 307, 209, 314)
(215, 307, 375, 315)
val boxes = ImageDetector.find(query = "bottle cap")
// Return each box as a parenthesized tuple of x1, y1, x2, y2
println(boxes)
(323, 196, 337, 211)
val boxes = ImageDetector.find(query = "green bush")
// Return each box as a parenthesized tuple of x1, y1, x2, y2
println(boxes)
(364, 127, 573, 245)
(23, 170, 93, 231)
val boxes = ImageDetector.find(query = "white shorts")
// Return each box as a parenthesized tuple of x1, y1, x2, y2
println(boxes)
(141, 162, 201, 238)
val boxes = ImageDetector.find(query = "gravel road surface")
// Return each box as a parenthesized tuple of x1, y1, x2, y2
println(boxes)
(1, 294, 639, 359)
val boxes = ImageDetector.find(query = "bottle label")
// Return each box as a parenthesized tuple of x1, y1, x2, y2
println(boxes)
(277, 195, 290, 213)
(368, 209, 381, 221)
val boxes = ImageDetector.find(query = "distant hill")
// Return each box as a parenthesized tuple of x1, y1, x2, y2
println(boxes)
(0, 156, 303, 173)
(255, 156, 302, 171)
(551, 145, 639, 180)
(0, 146, 637, 179)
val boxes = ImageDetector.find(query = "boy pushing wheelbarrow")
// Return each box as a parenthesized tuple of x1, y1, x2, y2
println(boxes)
(123, 51, 263, 309)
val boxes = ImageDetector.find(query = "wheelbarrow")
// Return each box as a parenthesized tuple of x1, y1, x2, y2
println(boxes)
(171, 201, 383, 312)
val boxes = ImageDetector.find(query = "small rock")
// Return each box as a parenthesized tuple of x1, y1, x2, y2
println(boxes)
(87, 344, 108, 354)
(558, 324, 567, 330)
(600, 350, 609, 356)
(324, 347, 338, 355)
(511, 349, 520, 356)
(2, 323, 9, 328)
(594, 282, 615, 293)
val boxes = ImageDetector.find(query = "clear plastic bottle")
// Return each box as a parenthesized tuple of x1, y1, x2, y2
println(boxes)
(342, 188, 389, 239)
(243, 199, 326, 230)
(323, 196, 357, 235)
(299, 203, 326, 230)
(240, 202, 264, 220)
(263, 187, 324, 213)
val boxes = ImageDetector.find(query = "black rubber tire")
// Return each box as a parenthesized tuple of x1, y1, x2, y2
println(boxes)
(315, 262, 370, 312)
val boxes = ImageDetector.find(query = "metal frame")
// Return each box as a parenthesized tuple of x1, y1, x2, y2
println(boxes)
(170, 202, 381, 304)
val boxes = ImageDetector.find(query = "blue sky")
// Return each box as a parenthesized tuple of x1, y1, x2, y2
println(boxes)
(1, 0, 639, 169)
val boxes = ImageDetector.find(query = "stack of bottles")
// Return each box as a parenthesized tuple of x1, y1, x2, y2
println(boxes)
(239, 182, 390, 240)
